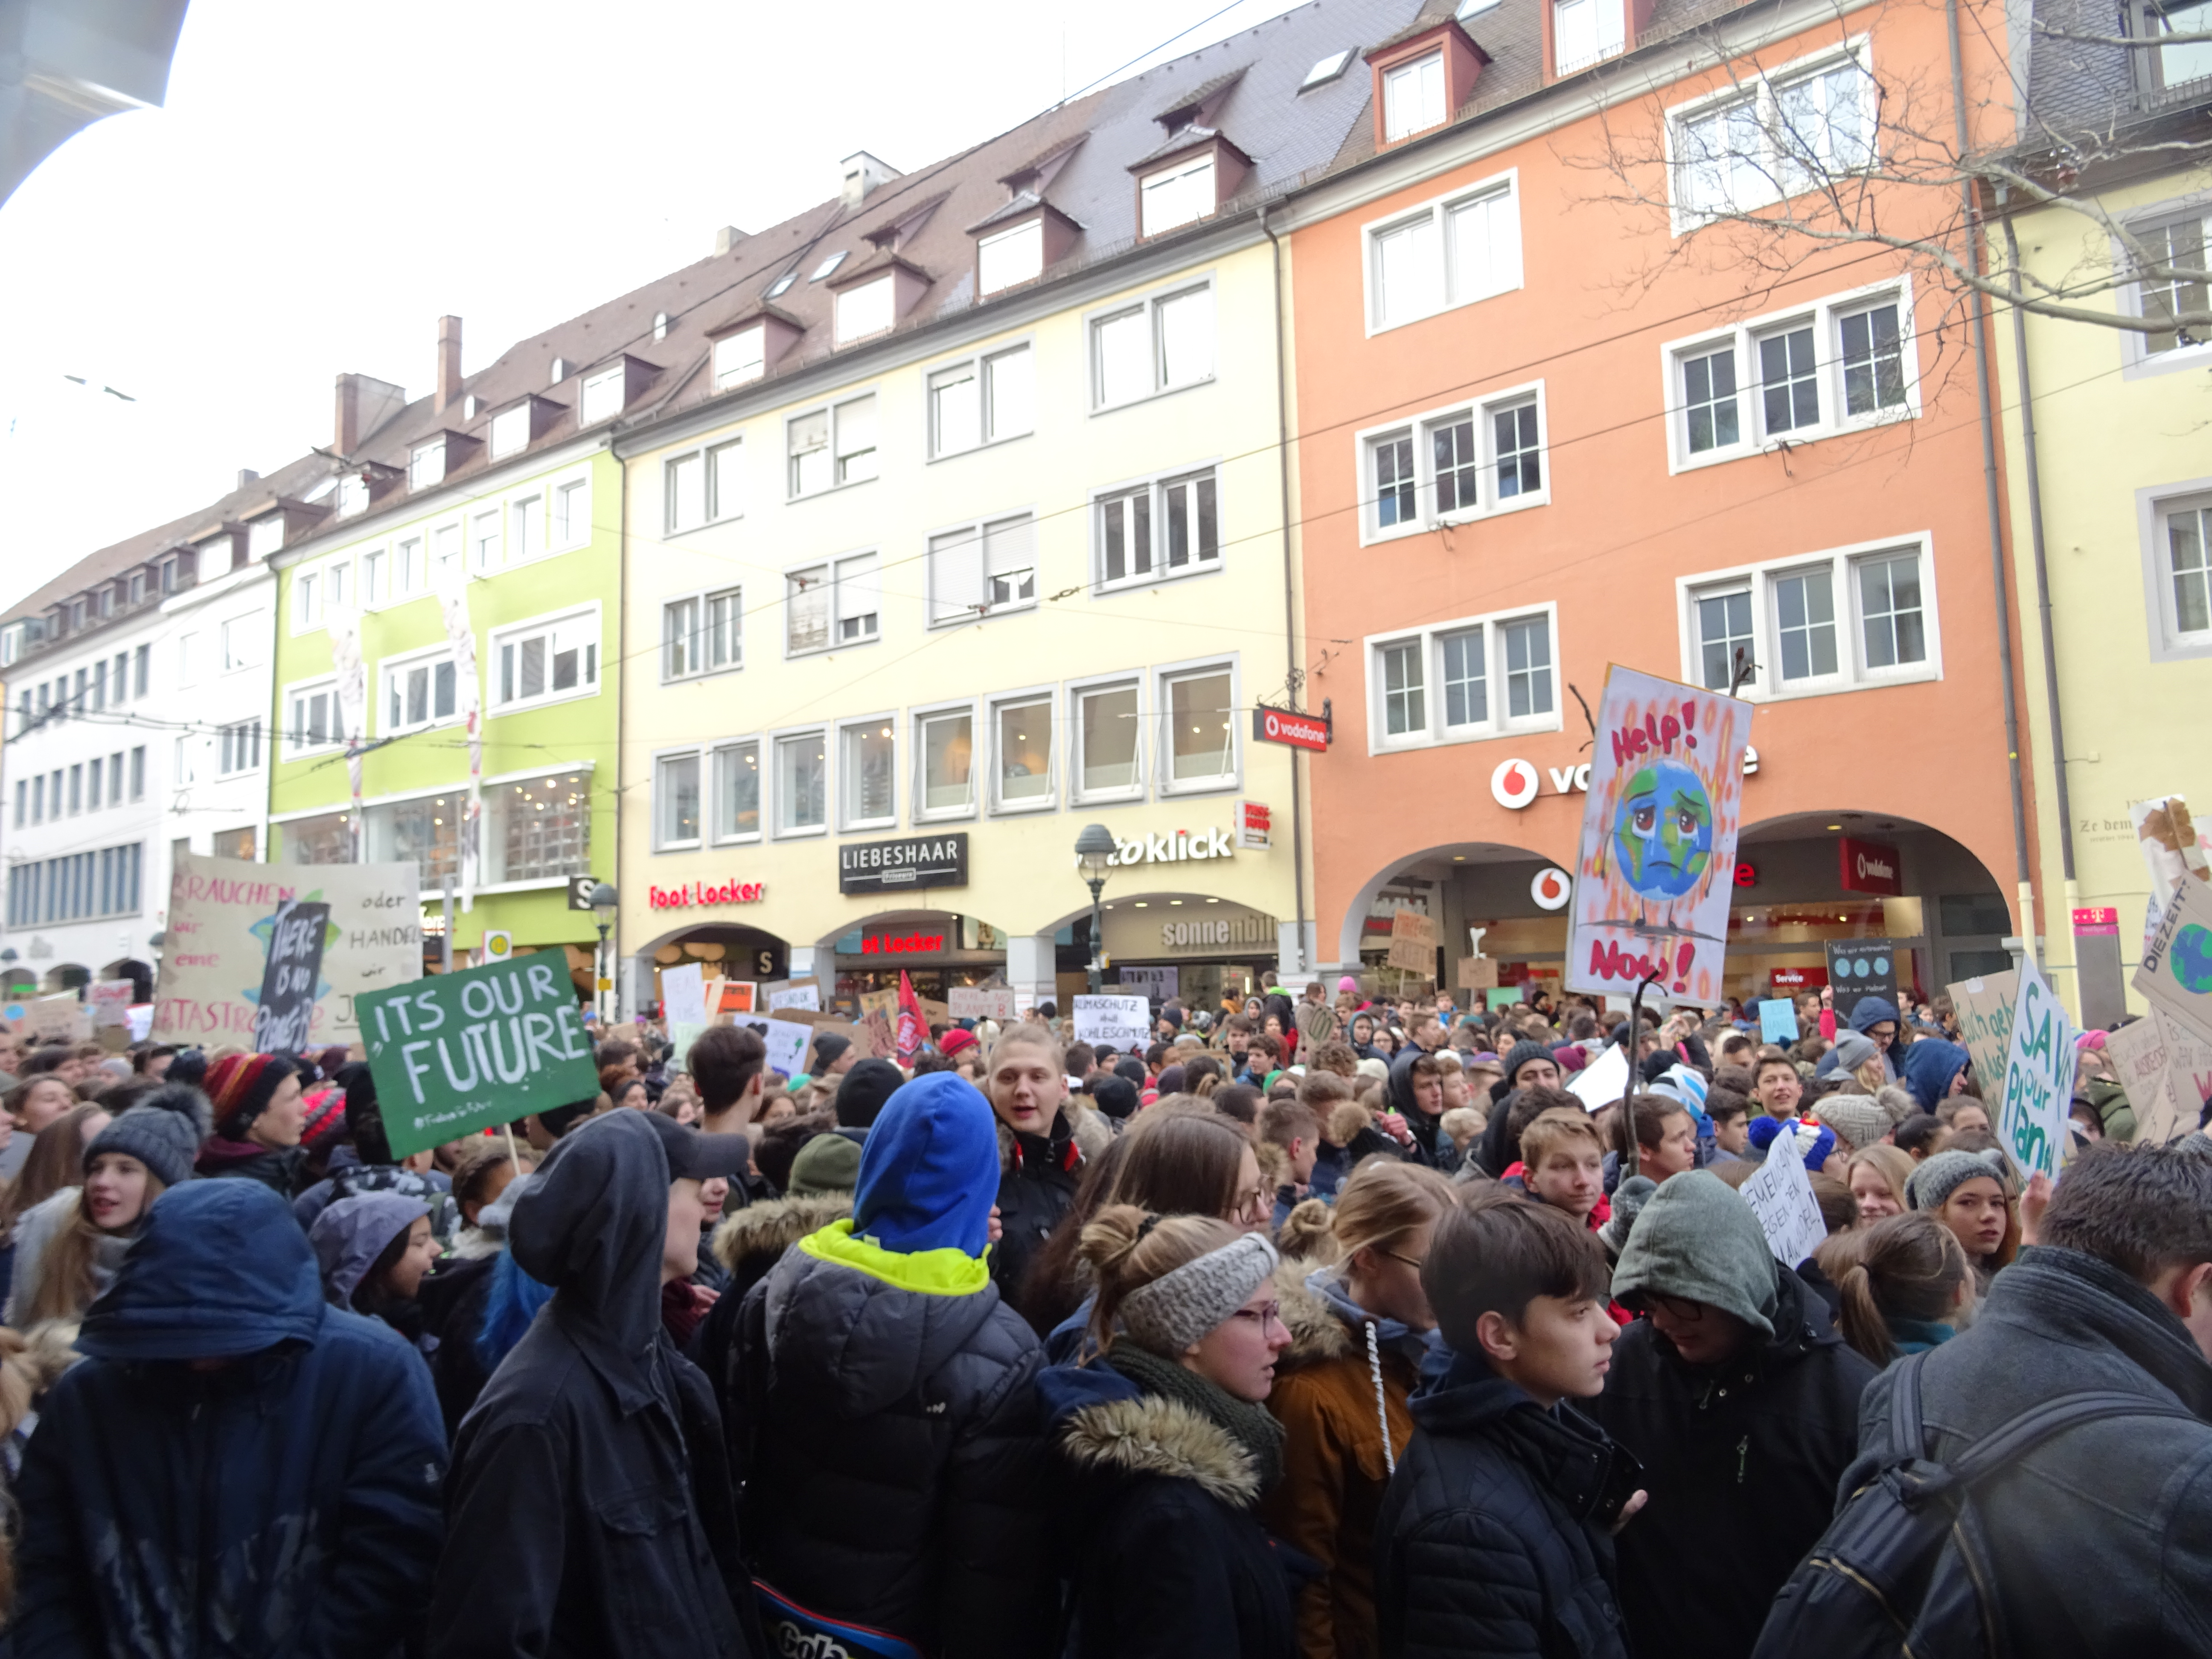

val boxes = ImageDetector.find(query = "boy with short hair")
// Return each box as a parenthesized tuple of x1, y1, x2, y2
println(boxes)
(1517, 1107, 1608, 1231)
(1750, 1053, 1803, 1121)
(1260, 1097, 1321, 1229)
(1704, 1091, 1752, 1161)
(1376, 1191, 1635, 1659)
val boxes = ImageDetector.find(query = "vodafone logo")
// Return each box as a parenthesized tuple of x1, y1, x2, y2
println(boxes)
(1532, 868, 1572, 910)
(1855, 851, 1894, 883)
(1490, 757, 1540, 809)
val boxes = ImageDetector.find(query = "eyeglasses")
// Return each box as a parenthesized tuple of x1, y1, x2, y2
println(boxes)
(1642, 1292, 1707, 1322)
(1233, 1186, 1269, 1221)
(1232, 1303, 1286, 1330)
(1382, 1248, 1426, 1272)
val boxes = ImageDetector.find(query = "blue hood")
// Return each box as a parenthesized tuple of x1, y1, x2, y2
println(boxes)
(77, 1180, 326, 1362)
(850, 1072, 1000, 1257)
(310, 1191, 431, 1307)
(1903, 1039, 1972, 1111)
(1036, 1352, 1144, 1434)
(1848, 997, 1900, 1035)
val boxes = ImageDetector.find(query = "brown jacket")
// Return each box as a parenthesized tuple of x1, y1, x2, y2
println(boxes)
(1259, 1261, 1422, 1659)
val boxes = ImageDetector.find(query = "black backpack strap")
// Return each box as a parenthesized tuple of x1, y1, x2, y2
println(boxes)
(1884, 1350, 1930, 1462)
(1948, 1389, 2197, 1484)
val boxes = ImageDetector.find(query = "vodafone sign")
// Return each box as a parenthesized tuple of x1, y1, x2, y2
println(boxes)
(1253, 707, 1331, 751)
(1838, 835, 1902, 896)
(1532, 868, 1572, 910)
(1490, 757, 1540, 809)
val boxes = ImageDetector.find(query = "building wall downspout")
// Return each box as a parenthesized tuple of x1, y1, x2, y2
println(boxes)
(1946, 0, 2039, 953)
(611, 440, 629, 1018)
(1260, 202, 1311, 976)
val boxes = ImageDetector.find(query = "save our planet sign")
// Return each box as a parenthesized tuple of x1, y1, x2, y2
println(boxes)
(358, 954, 600, 1158)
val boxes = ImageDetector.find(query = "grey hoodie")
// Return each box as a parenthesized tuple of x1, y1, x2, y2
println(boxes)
(1609, 1169, 1781, 1337)
(309, 1191, 431, 1307)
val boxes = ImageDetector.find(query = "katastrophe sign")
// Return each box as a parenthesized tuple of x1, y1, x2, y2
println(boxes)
(358, 955, 599, 1158)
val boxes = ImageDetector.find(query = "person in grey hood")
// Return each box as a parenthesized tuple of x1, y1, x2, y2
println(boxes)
(428, 1110, 763, 1659)
(310, 1190, 440, 1356)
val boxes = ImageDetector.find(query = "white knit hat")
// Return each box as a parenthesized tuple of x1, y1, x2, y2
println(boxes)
(1118, 1231, 1280, 1356)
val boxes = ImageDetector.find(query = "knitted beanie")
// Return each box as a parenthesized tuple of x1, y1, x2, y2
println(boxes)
(299, 1085, 349, 1153)
(204, 1052, 294, 1141)
(1905, 1148, 2009, 1213)
(83, 1083, 213, 1191)
(1499, 1039, 1555, 1087)
(1819, 1094, 1891, 1155)
(1874, 1084, 1918, 1125)
(786, 1132, 862, 1197)
(1119, 1231, 1280, 1357)
(938, 1027, 978, 1059)
(1597, 1174, 1660, 1255)
(1828, 1031, 1880, 1073)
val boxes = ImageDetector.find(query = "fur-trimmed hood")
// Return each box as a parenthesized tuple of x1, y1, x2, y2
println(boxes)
(1056, 1390, 1264, 1508)
(710, 1191, 854, 1275)
(995, 1099, 1113, 1176)
(1273, 1257, 1355, 1373)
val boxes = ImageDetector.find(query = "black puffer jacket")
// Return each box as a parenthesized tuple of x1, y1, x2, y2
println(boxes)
(731, 1226, 1057, 1656)
(992, 1102, 1109, 1297)
(690, 1190, 853, 1416)
(1375, 1351, 1630, 1659)
(1837, 1246, 2212, 1656)
(1388, 1048, 1460, 1174)
(1584, 1265, 1875, 1659)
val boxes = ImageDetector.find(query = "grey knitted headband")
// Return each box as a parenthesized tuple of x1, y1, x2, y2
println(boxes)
(1118, 1231, 1280, 1357)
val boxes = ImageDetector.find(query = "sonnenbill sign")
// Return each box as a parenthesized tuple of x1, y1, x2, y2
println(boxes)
(838, 833, 969, 894)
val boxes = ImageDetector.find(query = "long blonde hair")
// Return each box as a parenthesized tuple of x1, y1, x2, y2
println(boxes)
(22, 1170, 166, 1326)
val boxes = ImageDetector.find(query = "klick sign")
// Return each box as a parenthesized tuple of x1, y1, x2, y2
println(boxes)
(358, 955, 600, 1158)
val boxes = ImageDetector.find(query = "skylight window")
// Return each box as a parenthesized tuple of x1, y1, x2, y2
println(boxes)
(1456, 0, 1502, 17)
(1301, 48, 1353, 89)
(809, 251, 847, 281)
(766, 272, 797, 299)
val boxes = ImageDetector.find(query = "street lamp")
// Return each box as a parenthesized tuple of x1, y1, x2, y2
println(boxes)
(588, 883, 619, 1021)
(1074, 824, 1117, 995)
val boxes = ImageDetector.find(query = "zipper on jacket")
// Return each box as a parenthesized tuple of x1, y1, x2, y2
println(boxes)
(1735, 1435, 1748, 1484)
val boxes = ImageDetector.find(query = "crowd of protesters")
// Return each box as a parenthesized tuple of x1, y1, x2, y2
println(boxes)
(0, 969, 2209, 1657)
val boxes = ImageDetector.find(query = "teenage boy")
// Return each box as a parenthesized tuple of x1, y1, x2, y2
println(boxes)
(1749, 1053, 1803, 1122)
(1704, 1091, 1752, 1162)
(1376, 1191, 1637, 1659)
(1260, 1097, 1321, 1229)
(1517, 1108, 1608, 1231)
(1389, 1049, 1458, 1172)
(690, 1023, 769, 1137)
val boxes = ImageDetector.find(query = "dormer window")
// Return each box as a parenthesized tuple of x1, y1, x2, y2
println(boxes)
(98, 587, 114, 617)
(581, 367, 626, 425)
(129, 571, 147, 604)
(489, 405, 530, 459)
(835, 276, 895, 343)
(978, 220, 1044, 295)
(1384, 52, 1447, 140)
(249, 515, 285, 559)
(337, 473, 370, 518)
(411, 439, 447, 491)
(70, 599, 86, 629)
(715, 325, 766, 390)
(1140, 154, 1217, 236)
(1554, 0, 1625, 74)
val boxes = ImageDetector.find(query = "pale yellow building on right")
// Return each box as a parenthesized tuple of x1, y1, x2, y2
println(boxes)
(1991, 12, 2212, 1024)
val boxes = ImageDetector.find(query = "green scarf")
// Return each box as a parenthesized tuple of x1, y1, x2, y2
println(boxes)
(1110, 1340, 1286, 1502)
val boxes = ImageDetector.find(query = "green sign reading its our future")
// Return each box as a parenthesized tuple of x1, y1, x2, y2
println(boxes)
(358, 954, 600, 1158)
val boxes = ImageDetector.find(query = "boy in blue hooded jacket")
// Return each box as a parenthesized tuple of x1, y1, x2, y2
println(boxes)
(730, 1071, 1057, 1658)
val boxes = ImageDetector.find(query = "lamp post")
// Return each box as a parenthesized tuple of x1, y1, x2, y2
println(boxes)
(1074, 824, 1117, 995)
(588, 883, 619, 1022)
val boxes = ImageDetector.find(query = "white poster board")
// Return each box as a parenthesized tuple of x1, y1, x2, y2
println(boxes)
(1741, 1130, 1827, 1267)
(88, 981, 135, 1029)
(1073, 995, 1151, 1051)
(1999, 957, 2076, 1179)
(726, 1013, 815, 1078)
(948, 985, 1016, 1021)
(1568, 1042, 1630, 1112)
(766, 980, 822, 1013)
(661, 961, 708, 1027)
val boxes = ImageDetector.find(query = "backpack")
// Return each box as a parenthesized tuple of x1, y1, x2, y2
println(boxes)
(1753, 1349, 2195, 1659)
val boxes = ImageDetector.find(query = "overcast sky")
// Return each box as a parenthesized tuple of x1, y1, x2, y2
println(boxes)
(0, 0, 1294, 611)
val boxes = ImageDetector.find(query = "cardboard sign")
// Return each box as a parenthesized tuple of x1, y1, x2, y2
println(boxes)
(948, 985, 1016, 1021)
(358, 955, 600, 1158)
(21, 992, 91, 1043)
(661, 962, 709, 1027)
(1944, 971, 2018, 1096)
(765, 979, 822, 1013)
(1390, 908, 1439, 948)
(253, 900, 333, 1054)
(1758, 999, 1800, 1045)
(920, 996, 951, 1030)
(2135, 874, 2212, 1045)
(1074, 995, 1151, 1050)
(1742, 1129, 1828, 1267)
(2104, 1011, 2202, 1147)
(88, 980, 135, 1030)
(1387, 937, 1437, 975)
(1998, 959, 2076, 1180)
(805, 1021, 863, 1071)
(1564, 666, 1753, 1004)
(726, 1014, 815, 1078)
(856, 1006, 897, 1060)
(857, 987, 899, 1019)
(153, 853, 421, 1047)
(1457, 955, 1499, 991)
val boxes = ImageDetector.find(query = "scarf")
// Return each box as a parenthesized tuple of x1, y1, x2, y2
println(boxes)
(1110, 1340, 1286, 1502)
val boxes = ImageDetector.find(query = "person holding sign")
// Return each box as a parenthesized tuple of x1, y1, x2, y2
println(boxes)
(1904, 1149, 2020, 1293)
(1591, 1172, 1877, 1659)
(193, 1052, 311, 1196)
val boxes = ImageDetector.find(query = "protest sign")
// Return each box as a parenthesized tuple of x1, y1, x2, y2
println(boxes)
(920, 995, 951, 1030)
(1944, 970, 2018, 1095)
(2131, 795, 2211, 946)
(765, 978, 821, 1013)
(20, 992, 90, 1043)
(1758, 999, 1799, 1045)
(1074, 995, 1151, 1050)
(2103, 1011, 2203, 1146)
(948, 985, 1016, 1021)
(1386, 937, 1436, 975)
(252, 900, 332, 1054)
(358, 955, 598, 1158)
(1741, 1130, 1827, 1268)
(726, 1013, 815, 1078)
(2135, 873, 2212, 1045)
(88, 980, 135, 1030)
(716, 981, 758, 1015)
(154, 853, 421, 1047)
(1456, 955, 1499, 991)
(1116, 966, 1179, 1003)
(1390, 908, 1439, 948)
(1826, 939, 1909, 1028)
(661, 962, 708, 1026)
(1564, 667, 1753, 1005)
(125, 1004, 152, 1042)
(1567, 1042, 1630, 1112)
(857, 987, 899, 1019)
(856, 1006, 896, 1059)
(804, 1019, 863, 1067)
(1998, 959, 2076, 1180)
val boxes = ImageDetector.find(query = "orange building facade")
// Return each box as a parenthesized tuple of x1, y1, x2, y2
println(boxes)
(1281, 0, 2036, 1007)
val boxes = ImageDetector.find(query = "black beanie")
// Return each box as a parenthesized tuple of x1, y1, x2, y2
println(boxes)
(1091, 1077, 1139, 1121)
(1114, 1056, 1147, 1086)
(835, 1058, 905, 1129)
(811, 1033, 853, 1074)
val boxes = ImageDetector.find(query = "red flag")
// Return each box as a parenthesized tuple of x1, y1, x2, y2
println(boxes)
(896, 970, 926, 1066)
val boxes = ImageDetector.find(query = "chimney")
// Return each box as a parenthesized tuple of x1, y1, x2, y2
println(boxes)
(334, 373, 407, 455)
(437, 315, 463, 410)
(236, 468, 259, 490)
(839, 151, 900, 208)
(713, 225, 748, 256)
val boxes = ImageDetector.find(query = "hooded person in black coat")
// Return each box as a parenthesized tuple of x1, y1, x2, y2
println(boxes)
(1586, 1170, 1875, 1659)
(428, 1111, 763, 1659)
(1388, 1046, 1460, 1174)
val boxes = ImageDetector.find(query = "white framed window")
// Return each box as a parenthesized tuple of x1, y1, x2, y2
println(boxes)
(471, 509, 501, 571)
(248, 516, 284, 559)
(431, 522, 462, 582)
(1669, 41, 1876, 222)
(217, 719, 262, 777)
(285, 678, 343, 757)
(838, 715, 898, 830)
(2140, 482, 2212, 660)
(1554, 0, 1626, 74)
(835, 276, 896, 343)
(361, 545, 388, 606)
(510, 494, 545, 563)
(990, 690, 1056, 812)
(929, 343, 1034, 457)
(489, 405, 530, 459)
(221, 612, 263, 672)
(1360, 381, 1548, 542)
(788, 393, 878, 497)
(809, 252, 846, 282)
(666, 439, 743, 533)
(655, 749, 702, 850)
(979, 220, 1045, 294)
(927, 512, 1037, 625)
(492, 606, 600, 711)
(1366, 605, 1562, 753)
(294, 568, 320, 630)
(714, 325, 766, 390)
(581, 368, 625, 426)
(785, 553, 878, 656)
(773, 729, 828, 836)
(410, 440, 446, 492)
(382, 649, 459, 735)
(1366, 171, 1522, 333)
(1139, 153, 1217, 237)
(663, 586, 742, 681)
(913, 703, 977, 821)
(336, 474, 369, 518)
(1661, 278, 1918, 471)
(553, 477, 590, 546)
(2128, 208, 2209, 361)
(1677, 536, 1940, 699)
(177, 631, 200, 687)
(1092, 282, 1215, 408)
(1094, 466, 1220, 591)
(1383, 51, 1447, 141)
(712, 738, 763, 841)
(1157, 661, 1239, 793)
(1070, 676, 1144, 803)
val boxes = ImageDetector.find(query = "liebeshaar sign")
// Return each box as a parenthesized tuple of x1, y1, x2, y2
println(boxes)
(1998, 958, 2076, 1180)
(358, 955, 599, 1158)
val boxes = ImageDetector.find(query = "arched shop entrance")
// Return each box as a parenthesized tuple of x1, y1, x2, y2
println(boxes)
(1335, 842, 1572, 1009)
(633, 923, 791, 1015)
(822, 911, 1018, 1014)
(1088, 890, 1284, 1014)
